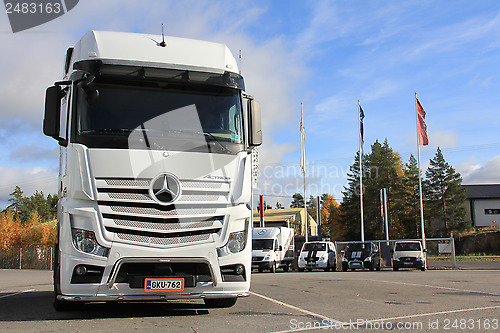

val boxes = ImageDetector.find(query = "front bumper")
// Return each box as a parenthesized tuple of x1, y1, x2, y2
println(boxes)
(252, 260, 274, 269)
(343, 260, 374, 270)
(58, 291, 249, 302)
(393, 258, 425, 269)
(298, 259, 328, 269)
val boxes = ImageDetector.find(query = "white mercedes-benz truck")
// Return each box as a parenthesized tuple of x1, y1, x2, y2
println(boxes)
(43, 30, 261, 310)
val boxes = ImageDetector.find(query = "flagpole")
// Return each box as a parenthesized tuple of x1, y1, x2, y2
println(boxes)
(300, 102, 308, 242)
(358, 100, 365, 243)
(415, 93, 427, 258)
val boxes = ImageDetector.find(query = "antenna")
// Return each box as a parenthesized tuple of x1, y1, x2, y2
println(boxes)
(238, 49, 242, 75)
(160, 24, 166, 47)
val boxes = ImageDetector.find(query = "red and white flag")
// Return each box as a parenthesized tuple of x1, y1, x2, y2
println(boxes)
(416, 98, 429, 146)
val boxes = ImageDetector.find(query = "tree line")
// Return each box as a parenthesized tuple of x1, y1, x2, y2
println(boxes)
(0, 186, 57, 248)
(289, 139, 468, 241)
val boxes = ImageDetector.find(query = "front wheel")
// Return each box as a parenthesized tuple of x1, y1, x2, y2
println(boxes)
(204, 298, 237, 308)
(270, 261, 277, 273)
(53, 298, 84, 312)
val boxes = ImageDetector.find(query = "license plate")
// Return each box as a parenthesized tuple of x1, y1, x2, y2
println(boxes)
(144, 278, 184, 292)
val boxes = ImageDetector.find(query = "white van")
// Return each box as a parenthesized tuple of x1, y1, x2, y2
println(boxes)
(298, 241, 337, 272)
(392, 241, 426, 271)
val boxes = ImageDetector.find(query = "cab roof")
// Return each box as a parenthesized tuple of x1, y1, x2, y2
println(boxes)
(69, 30, 239, 75)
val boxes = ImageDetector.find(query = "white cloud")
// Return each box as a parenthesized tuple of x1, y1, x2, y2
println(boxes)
(0, 166, 58, 208)
(462, 156, 500, 184)
(430, 130, 459, 148)
(0, 0, 309, 186)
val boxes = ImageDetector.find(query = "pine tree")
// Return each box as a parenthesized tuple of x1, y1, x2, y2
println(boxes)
(338, 151, 363, 240)
(306, 195, 317, 220)
(424, 148, 468, 235)
(6, 186, 24, 220)
(290, 193, 304, 208)
(401, 154, 422, 238)
(363, 140, 405, 240)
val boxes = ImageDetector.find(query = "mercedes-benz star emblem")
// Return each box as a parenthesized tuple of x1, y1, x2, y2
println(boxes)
(150, 173, 181, 204)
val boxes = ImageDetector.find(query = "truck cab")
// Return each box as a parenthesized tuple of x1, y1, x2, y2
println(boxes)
(251, 227, 294, 273)
(43, 31, 261, 310)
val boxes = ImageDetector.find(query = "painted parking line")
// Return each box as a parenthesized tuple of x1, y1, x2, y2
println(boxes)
(0, 289, 35, 299)
(278, 304, 500, 332)
(356, 278, 500, 297)
(249, 291, 346, 328)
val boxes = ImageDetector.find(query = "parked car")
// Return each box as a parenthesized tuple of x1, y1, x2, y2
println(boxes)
(392, 241, 426, 271)
(298, 241, 337, 272)
(341, 242, 381, 271)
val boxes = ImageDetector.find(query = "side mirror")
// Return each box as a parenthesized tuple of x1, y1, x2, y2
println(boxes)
(423, 249, 428, 253)
(340, 250, 345, 254)
(43, 85, 62, 139)
(247, 99, 262, 147)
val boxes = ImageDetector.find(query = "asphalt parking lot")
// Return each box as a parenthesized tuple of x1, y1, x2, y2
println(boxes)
(0, 262, 499, 332)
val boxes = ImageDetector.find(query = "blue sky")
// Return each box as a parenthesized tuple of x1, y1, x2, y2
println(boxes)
(0, 0, 499, 208)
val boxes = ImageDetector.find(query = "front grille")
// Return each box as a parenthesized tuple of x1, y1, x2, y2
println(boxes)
(95, 177, 230, 247)
(115, 262, 212, 288)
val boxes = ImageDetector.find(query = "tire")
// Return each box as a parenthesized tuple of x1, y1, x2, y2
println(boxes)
(342, 267, 348, 272)
(393, 267, 399, 271)
(283, 265, 289, 272)
(258, 268, 263, 273)
(270, 262, 277, 273)
(53, 298, 84, 312)
(298, 268, 304, 272)
(307, 268, 313, 272)
(376, 261, 381, 271)
(421, 267, 426, 271)
(204, 298, 237, 308)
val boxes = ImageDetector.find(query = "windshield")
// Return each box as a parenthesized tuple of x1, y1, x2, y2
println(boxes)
(253, 239, 274, 250)
(346, 242, 371, 252)
(395, 242, 421, 251)
(303, 243, 326, 251)
(73, 80, 244, 153)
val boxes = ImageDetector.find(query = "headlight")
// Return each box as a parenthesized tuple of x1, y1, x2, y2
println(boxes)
(71, 229, 109, 257)
(342, 257, 348, 262)
(217, 230, 248, 257)
(393, 257, 400, 261)
(364, 256, 372, 262)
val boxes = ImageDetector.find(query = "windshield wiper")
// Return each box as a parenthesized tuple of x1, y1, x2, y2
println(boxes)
(203, 132, 232, 154)
(81, 128, 133, 134)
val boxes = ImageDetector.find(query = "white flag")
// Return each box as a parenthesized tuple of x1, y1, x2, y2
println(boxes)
(300, 103, 306, 175)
